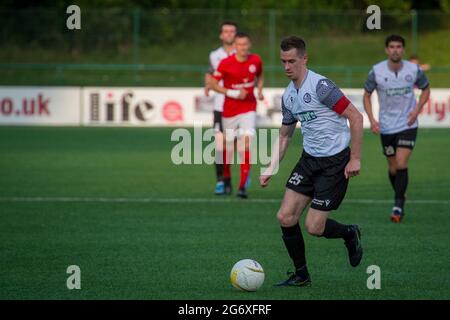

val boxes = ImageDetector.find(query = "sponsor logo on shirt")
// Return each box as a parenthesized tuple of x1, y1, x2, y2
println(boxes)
(386, 86, 412, 96)
(297, 110, 317, 123)
(231, 81, 255, 89)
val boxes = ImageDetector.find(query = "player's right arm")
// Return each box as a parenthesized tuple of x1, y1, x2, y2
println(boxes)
(363, 69, 379, 134)
(204, 73, 212, 96)
(204, 53, 216, 97)
(260, 100, 297, 187)
(210, 61, 247, 99)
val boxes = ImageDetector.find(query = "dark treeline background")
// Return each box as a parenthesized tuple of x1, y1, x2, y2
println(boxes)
(1, 0, 449, 11)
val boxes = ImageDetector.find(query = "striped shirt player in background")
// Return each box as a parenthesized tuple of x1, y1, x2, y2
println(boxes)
(210, 32, 264, 199)
(204, 21, 237, 195)
(363, 34, 430, 223)
(260, 36, 364, 286)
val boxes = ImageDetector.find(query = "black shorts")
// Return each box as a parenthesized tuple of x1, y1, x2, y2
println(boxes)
(213, 111, 223, 133)
(286, 147, 351, 211)
(380, 128, 417, 157)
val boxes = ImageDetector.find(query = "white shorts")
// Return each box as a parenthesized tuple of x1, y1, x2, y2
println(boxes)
(213, 93, 225, 112)
(222, 111, 256, 141)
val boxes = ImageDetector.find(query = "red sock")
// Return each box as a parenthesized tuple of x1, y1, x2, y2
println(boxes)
(223, 146, 231, 180)
(239, 150, 250, 189)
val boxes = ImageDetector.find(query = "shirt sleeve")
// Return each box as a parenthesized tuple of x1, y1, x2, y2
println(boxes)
(213, 60, 225, 81)
(281, 98, 297, 126)
(415, 66, 430, 89)
(364, 69, 377, 93)
(316, 78, 350, 115)
(207, 53, 215, 75)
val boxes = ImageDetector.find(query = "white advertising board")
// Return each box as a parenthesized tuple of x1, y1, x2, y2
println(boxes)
(1, 86, 449, 128)
(0, 86, 80, 125)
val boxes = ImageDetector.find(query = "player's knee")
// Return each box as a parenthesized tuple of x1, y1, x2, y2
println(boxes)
(237, 139, 250, 153)
(277, 209, 297, 227)
(396, 160, 408, 170)
(388, 166, 396, 175)
(305, 221, 325, 236)
(215, 143, 224, 152)
(388, 162, 397, 174)
(215, 133, 224, 146)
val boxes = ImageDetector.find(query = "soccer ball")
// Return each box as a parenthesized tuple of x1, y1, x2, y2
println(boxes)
(230, 259, 265, 292)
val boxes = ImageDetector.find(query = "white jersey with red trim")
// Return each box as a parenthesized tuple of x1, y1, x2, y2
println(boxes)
(281, 69, 351, 157)
(208, 47, 234, 112)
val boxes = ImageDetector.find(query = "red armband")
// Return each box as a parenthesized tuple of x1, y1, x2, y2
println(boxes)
(332, 96, 350, 114)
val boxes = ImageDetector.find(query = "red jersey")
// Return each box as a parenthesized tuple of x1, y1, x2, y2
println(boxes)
(213, 53, 263, 118)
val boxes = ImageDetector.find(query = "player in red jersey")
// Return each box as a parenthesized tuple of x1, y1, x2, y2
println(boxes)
(204, 21, 237, 196)
(210, 32, 264, 198)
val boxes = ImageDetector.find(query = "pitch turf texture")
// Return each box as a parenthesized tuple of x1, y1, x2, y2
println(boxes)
(0, 126, 449, 300)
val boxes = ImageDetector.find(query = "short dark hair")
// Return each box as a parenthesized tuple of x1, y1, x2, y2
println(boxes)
(220, 21, 238, 34)
(280, 36, 306, 56)
(385, 34, 405, 48)
(234, 31, 250, 40)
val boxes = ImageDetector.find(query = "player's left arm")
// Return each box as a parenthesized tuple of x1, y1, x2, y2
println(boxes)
(256, 74, 264, 100)
(408, 67, 431, 126)
(316, 79, 363, 179)
(256, 59, 264, 100)
(341, 103, 364, 179)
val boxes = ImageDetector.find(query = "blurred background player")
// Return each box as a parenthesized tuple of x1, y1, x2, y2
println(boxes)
(210, 32, 264, 198)
(204, 21, 238, 195)
(409, 54, 431, 72)
(260, 36, 363, 286)
(363, 34, 430, 223)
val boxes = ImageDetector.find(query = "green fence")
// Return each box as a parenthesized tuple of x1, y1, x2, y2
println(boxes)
(1, 8, 449, 87)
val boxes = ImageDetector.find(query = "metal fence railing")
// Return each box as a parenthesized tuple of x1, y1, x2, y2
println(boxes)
(2, 63, 450, 88)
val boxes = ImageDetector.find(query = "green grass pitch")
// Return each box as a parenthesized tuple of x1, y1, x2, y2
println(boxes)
(0, 126, 449, 300)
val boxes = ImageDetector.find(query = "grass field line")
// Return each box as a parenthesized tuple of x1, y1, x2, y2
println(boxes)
(0, 196, 449, 205)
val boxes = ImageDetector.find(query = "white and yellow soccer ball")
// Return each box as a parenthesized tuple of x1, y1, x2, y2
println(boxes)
(230, 259, 265, 292)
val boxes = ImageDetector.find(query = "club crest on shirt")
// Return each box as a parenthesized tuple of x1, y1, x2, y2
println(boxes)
(405, 74, 413, 82)
(249, 64, 257, 73)
(303, 93, 312, 103)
